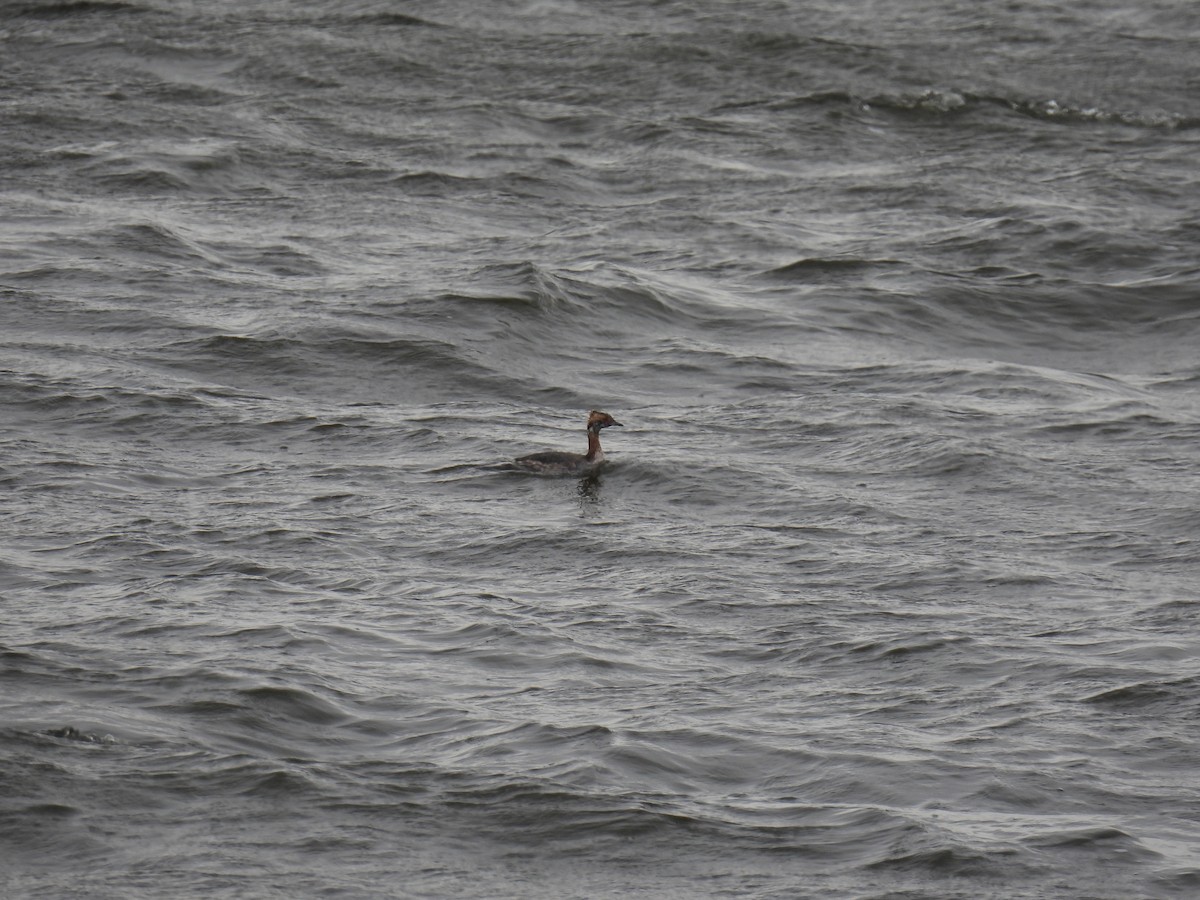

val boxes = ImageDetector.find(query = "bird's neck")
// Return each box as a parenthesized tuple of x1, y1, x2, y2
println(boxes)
(585, 427, 602, 461)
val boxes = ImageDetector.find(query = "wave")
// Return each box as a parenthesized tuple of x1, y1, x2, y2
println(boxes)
(1081, 676, 1200, 714)
(760, 257, 908, 281)
(383, 262, 794, 397)
(746, 260, 1200, 361)
(9, 1, 145, 17)
(342, 12, 442, 28)
(740, 88, 1199, 130)
(79, 139, 257, 195)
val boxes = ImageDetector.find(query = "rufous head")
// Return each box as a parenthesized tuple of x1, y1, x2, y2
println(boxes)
(587, 410, 623, 431)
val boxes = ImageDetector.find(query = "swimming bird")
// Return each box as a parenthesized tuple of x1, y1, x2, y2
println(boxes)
(513, 410, 623, 475)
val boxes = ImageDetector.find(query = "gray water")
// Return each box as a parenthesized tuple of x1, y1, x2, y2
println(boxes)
(3, 2, 1200, 897)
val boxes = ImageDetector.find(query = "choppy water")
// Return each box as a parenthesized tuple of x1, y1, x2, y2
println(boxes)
(3, 1, 1200, 897)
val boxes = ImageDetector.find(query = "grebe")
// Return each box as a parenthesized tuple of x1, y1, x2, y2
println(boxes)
(514, 410, 623, 475)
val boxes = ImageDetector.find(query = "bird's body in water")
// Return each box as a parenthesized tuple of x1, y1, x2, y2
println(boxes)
(514, 411, 623, 475)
